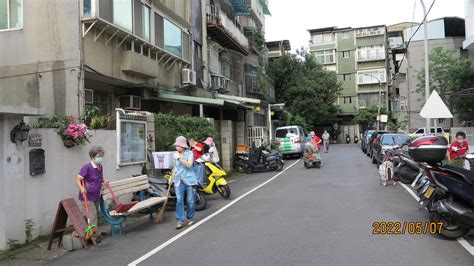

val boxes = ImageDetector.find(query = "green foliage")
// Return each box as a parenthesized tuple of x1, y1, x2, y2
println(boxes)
(354, 105, 388, 127)
(80, 105, 102, 125)
(155, 113, 218, 151)
(276, 111, 308, 130)
(387, 120, 407, 132)
(267, 50, 342, 128)
(254, 28, 265, 51)
(24, 219, 34, 244)
(31, 114, 69, 129)
(7, 239, 21, 250)
(90, 116, 108, 129)
(417, 47, 474, 123)
(257, 66, 270, 96)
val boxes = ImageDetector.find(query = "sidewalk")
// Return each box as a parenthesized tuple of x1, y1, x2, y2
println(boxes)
(0, 171, 246, 265)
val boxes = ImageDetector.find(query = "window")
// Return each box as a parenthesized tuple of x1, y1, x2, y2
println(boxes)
(315, 50, 335, 64)
(357, 45, 385, 61)
(343, 74, 351, 81)
(357, 69, 386, 84)
(343, 97, 352, 104)
(83, 0, 93, 17)
(114, 0, 133, 32)
(164, 19, 182, 57)
(438, 119, 445, 124)
(355, 26, 384, 37)
(343, 51, 350, 58)
(342, 31, 349, 39)
(312, 32, 334, 44)
(142, 5, 150, 41)
(0, 0, 22, 30)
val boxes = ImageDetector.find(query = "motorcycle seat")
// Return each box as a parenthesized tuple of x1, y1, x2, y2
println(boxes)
(441, 164, 474, 185)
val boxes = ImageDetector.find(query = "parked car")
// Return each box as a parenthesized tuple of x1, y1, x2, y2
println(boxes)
(372, 134, 410, 164)
(361, 130, 375, 154)
(408, 127, 448, 138)
(275, 126, 307, 158)
(367, 131, 388, 158)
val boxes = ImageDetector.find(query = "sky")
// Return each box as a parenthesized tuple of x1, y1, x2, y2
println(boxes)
(265, 0, 465, 52)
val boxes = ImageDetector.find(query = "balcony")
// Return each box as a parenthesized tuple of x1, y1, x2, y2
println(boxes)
(245, 0, 269, 26)
(207, 5, 249, 55)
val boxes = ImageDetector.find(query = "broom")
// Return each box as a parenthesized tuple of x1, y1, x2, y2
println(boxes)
(81, 179, 97, 240)
(154, 172, 173, 223)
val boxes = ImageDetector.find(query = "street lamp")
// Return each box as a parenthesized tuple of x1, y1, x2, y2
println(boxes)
(360, 72, 384, 130)
(268, 103, 285, 143)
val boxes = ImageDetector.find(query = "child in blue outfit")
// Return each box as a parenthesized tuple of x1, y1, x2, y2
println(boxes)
(172, 136, 199, 229)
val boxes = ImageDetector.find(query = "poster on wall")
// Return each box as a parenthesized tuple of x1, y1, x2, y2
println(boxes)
(117, 111, 147, 166)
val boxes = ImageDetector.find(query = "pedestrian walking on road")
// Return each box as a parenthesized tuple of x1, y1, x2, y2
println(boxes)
(172, 136, 198, 229)
(322, 130, 330, 153)
(75, 146, 108, 242)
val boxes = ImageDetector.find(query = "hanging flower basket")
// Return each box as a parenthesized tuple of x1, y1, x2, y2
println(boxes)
(63, 139, 75, 148)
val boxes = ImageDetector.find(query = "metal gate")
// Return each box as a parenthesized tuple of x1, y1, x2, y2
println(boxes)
(247, 126, 269, 147)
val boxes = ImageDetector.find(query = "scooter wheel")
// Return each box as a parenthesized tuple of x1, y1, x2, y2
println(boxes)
(195, 191, 207, 211)
(304, 162, 309, 169)
(236, 165, 246, 173)
(429, 211, 470, 239)
(246, 167, 253, 174)
(276, 161, 284, 171)
(217, 185, 231, 199)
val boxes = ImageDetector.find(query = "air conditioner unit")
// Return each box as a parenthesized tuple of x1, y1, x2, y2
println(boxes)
(213, 76, 224, 88)
(182, 69, 196, 85)
(119, 95, 141, 110)
(84, 89, 94, 104)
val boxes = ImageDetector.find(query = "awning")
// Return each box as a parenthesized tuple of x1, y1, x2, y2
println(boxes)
(159, 94, 224, 106)
(259, 0, 271, 15)
(419, 90, 453, 119)
(216, 94, 261, 104)
(230, 0, 251, 15)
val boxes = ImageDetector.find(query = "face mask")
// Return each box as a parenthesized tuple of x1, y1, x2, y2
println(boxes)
(95, 156, 104, 165)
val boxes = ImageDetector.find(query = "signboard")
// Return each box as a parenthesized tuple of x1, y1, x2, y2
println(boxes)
(117, 111, 147, 166)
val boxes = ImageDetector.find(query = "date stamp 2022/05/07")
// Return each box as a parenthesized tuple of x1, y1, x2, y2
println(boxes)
(372, 222, 443, 235)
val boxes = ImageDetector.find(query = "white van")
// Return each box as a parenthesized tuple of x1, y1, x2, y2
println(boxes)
(408, 127, 448, 138)
(275, 126, 306, 157)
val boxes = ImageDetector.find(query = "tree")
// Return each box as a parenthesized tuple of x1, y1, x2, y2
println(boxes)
(417, 47, 474, 124)
(353, 105, 388, 128)
(267, 50, 342, 128)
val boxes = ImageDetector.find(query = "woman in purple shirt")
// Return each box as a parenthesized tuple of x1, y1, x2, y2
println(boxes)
(75, 146, 108, 240)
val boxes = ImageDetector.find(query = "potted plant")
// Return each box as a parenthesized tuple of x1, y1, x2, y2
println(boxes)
(57, 117, 91, 148)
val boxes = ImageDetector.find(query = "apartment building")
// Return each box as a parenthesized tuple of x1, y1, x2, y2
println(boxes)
(308, 25, 389, 136)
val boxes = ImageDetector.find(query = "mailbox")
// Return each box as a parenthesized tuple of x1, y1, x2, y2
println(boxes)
(30, 149, 45, 176)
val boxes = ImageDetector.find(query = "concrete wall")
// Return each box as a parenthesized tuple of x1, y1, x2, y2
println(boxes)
(402, 38, 465, 131)
(0, 0, 81, 117)
(220, 120, 233, 171)
(0, 126, 141, 250)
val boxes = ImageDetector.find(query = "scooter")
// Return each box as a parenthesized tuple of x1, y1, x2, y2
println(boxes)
(199, 160, 231, 198)
(464, 153, 474, 171)
(354, 135, 359, 144)
(146, 173, 208, 211)
(392, 146, 421, 184)
(245, 144, 284, 174)
(346, 134, 351, 144)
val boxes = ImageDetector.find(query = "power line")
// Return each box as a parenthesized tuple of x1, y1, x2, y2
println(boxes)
(0, 66, 81, 80)
(398, 0, 436, 69)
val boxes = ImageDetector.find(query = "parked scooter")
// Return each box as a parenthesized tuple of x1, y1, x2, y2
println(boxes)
(244, 143, 284, 174)
(346, 134, 351, 144)
(354, 135, 359, 144)
(408, 136, 474, 239)
(146, 173, 208, 211)
(199, 160, 231, 198)
(392, 146, 421, 185)
(464, 153, 474, 171)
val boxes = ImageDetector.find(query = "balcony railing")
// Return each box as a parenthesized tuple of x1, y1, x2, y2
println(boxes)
(207, 5, 249, 49)
(245, 0, 265, 26)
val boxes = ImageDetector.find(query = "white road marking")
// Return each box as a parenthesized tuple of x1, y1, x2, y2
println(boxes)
(128, 159, 301, 266)
(398, 181, 474, 256)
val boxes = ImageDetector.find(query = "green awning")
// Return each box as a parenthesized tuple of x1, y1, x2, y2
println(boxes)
(159, 94, 224, 106)
(217, 94, 261, 104)
(230, 0, 251, 15)
(259, 0, 271, 15)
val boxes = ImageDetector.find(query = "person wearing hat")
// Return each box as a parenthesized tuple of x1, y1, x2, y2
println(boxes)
(172, 136, 198, 229)
(202, 137, 220, 164)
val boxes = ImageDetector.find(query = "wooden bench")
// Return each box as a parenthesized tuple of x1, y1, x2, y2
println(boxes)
(99, 175, 167, 236)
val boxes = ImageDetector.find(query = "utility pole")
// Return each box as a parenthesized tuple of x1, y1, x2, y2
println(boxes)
(421, 0, 431, 135)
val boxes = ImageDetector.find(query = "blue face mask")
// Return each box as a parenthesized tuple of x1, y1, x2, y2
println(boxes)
(95, 156, 104, 165)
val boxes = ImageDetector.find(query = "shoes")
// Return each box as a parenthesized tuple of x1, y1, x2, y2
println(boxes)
(186, 220, 194, 226)
(176, 222, 185, 230)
